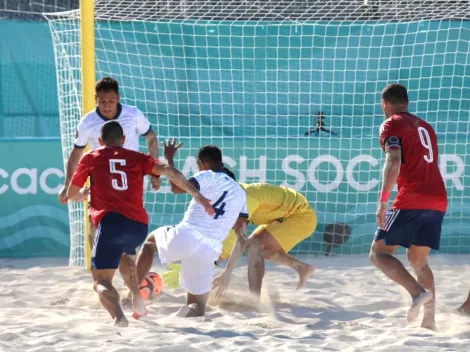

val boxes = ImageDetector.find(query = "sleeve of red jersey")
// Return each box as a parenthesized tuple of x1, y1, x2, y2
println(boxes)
(379, 119, 402, 153)
(142, 154, 161, 177)
(70, 153, 92, 188)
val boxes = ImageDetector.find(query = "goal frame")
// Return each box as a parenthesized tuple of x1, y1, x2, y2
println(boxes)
(79, 0, 95, 271)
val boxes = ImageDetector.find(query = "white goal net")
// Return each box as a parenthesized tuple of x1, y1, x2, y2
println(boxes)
(45, 0, 470, 267)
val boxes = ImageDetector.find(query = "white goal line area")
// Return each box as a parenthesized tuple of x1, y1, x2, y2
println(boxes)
(41, 0, 470, 267)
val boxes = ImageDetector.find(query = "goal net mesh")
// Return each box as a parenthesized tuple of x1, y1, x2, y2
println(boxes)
(45, 0, 470, 267)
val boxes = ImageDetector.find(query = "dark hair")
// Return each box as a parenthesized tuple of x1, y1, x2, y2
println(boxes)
(382, 84, 409, 105)
(197, 145, 222, 166)
(100, 120, 124, 145)
(96, 77, 119, 95)
(222, 167, 236, 181)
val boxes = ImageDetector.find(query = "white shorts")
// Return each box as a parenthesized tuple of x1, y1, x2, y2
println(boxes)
(152, 225, 219, 295)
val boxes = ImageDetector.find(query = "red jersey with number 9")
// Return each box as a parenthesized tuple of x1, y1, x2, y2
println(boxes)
(379, 112, 447, 212)
(70, 146, 159, 227)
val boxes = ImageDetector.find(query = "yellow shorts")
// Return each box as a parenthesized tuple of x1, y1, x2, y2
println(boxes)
(220, 207, 317, 260)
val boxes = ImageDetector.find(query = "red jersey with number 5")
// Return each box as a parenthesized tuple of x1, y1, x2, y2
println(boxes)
(70, 146, 159, 226)
(379, 112, 447, 212)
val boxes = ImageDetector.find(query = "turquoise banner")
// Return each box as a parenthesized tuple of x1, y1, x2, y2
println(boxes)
(1, 137, 469, 257)
(0, 139, 68, 257)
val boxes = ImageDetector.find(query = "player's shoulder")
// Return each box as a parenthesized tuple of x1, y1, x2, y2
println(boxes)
(78, 108, 105, 132)
(81, 108, 101, 122)
(120, 104, 142, 117)
(191, 170, 213, 179)
(380, 114, 408, 134)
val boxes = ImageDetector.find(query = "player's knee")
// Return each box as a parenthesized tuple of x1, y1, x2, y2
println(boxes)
(246, 237, 263, 256)
(369, 250, 378, 267)
(407, 254, 427, 270)
(142, 235, 157, 251)
(94, 279, 112, 293)
(246, 239, 264, 263)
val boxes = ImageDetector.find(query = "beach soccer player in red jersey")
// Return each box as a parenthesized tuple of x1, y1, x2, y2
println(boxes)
(67, 121, 213, 327)
(369, 84, 447, 331)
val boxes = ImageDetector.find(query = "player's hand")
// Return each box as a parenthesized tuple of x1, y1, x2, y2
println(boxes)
(162, 263, 181, 289)
(376, 202, 388, 230)
(163, 138, 183, 161)
(194, 193, 214, 216)
(58, 185, 68, 204)
(212, 272, 231, 299)
(150, 175, 161, 191)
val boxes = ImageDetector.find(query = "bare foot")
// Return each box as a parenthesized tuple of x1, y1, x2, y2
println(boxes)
(406, 291, 433, 323)
(456, 305, 470, 316)
(421, 319, 436, 331)
(114, 315, 129, 327)
(175, 303, 203, 317)
(131, 295, 147, 320)
(296, 264, 315, 289)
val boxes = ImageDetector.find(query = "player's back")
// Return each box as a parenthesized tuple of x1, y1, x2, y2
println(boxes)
(179, 170, 246, 252)
(239, 183, 310, 225)
(86, 146, 154, 225)
(381, 112, 447, 212)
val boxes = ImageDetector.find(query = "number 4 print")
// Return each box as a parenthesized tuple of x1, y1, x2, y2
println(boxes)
(212, 191, 228, 219)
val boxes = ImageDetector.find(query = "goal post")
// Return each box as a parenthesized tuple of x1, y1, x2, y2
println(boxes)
(45, 1, 470, 267)
(44, 0, 96, 269)
(79, 0, 95, 271)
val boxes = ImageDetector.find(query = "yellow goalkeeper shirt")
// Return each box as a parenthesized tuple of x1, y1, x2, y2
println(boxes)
(239, 182, 310, 224)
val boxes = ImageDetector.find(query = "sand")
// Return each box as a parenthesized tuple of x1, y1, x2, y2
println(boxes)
(1, 254, 470, 352)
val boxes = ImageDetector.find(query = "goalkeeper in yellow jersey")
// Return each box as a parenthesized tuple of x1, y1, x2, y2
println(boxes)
(162, 161, 317, 297)
(211, 179, 317, 298)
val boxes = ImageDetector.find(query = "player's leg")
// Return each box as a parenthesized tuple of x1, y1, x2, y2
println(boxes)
(370, 210, 432, 323)
(457, 291, 470, 316)
(119, 219, 149, 319)
(135, 232, 158, 284)
(91, 213, 128, 326)
(91, 268, 127, 326)
(407, 210, 444, 330)
(176, 293, 210, 317)
(246, 209, 317, 294)
(245, 235, 265, 296)
(407, 246, 435, 330)
(369, 239, 424, 296)
(176, 246, 219, 317)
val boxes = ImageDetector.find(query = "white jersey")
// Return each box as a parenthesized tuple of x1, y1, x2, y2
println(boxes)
(74, 103, 151, 151)
(178, 170, 247, 253)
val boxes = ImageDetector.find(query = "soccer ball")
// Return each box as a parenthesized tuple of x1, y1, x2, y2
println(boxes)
(139, 272, 163, 300)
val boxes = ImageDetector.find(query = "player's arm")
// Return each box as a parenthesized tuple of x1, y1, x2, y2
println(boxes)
(377, 127, 402, 229)
(381, 148, 401, 194)
(58, 122, 89, 204)
(162, 138, 186, 194)
(149, 162, 214, 216)
(222, 217, 248, 275)
(136, 109, 160, 190)
(67, 154, 91, 201)
(136, 109, 159, 159)
(379, 132, 402, 198)
(212, 217, 248, 297)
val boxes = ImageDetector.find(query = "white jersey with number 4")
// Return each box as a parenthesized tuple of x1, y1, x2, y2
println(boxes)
(178, 170, 247, 253)
(74, 103, 152, 151)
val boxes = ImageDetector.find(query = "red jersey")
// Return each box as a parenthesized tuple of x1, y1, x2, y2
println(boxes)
(379, 112, 447, 212)
(70, 146, 159, 227)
